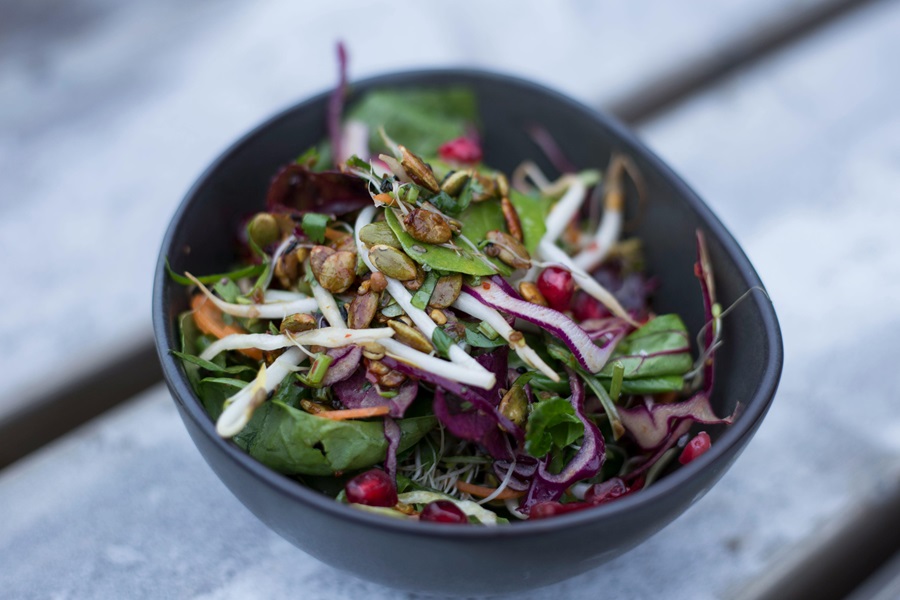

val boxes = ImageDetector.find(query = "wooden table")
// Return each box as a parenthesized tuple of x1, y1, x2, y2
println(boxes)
(2, 0, 897, 597)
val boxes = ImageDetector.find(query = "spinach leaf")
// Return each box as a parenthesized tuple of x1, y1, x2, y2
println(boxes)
(525, 397, 584, 459)
(607, 375, 685, 395)
(508, 190, 552, 254)
(235, 400, 437, 476)
(384, 205, 511, 276)
(347, 88, 478, 156)
(597, 314, 693, 378)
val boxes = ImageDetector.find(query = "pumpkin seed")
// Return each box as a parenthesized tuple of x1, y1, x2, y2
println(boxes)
(348, 291, 379, 329)
(313, 250, 357, 293)
(280, 313, 316, 333)
(399, 145, 440, 192)
(403, 209, 453, 245)
(359, 221, 402, 249)
(247, 212, 280, 248)
(428, 273, 462, 308)
(518, 281, 548, 306)
(440, 170, 470, 196)
(485, 230, 531, 269)
(499, 386, 528, 427)
(368, 244, 418, 280)
(388, 319, 434, 353)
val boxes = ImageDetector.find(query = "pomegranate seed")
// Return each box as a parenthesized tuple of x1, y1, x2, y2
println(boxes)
(437, 137, 482, 164)
(536, 266, 575, 312)
(344, 469, 398, 507)
(528, 501, 592, 520)
(571, 290, 611, 321)
(584, 478, 629, 505)
(419, 500, 468, 524)
(678, 431, 711, 465)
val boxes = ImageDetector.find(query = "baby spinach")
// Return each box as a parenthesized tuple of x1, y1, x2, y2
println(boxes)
(508, 190, 552, 254)
(597, 314, 693, 379)
(235, 400, 437, 476)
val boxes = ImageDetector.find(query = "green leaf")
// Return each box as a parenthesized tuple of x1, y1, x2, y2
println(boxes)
(213, 278, 242, 304)
(347, 87, 478, 156)
(411, 271, 440, 309)
(384, 205, 510, 276)
(429, 191, 460, 215)
(198, 377, 249, 389)
(508, 190, 553, 254)
(610, 375, 685, 395)
(295, 146, 321, 168)
(170, 350, 257, 376)
(525, 397, 584, 459)
(235, 400, 437, 476)
(463, 322, 507, 348)
(597, 314, 693, 379)
(301, 212, 330, 244)
(165, 259, 265, 286)
(431, 327, 454, 358)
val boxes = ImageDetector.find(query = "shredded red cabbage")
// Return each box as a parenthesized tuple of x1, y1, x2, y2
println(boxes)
(433, 387, 514, 461)
(320, 345, 362, 387)
(334, 366, 418, 418)
(618, 392, 737, 451)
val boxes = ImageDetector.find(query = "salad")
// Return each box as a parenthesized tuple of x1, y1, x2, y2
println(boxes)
(171, 75, 736, 524)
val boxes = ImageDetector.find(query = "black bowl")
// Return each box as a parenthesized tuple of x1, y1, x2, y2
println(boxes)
(153, 70, 782, 595)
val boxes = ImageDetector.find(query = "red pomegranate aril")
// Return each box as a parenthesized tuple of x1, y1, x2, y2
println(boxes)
(419, 500, 468, 524)
(536, 266, 575, 312)
(584, 477, 629, 505)
(437, 137, 483, 164)
(344, 469, 398, 507)
(571, 290, 611, 321)
(678, 431, 711, 465)
(528, 501, 592, 520)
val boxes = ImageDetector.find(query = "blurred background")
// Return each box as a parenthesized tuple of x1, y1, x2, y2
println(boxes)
(2, 0, 899, 598)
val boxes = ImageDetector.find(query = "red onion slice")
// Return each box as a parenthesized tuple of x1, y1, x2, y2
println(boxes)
(463, 279, 617, 374)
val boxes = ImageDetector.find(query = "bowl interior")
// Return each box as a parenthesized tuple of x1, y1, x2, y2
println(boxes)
(153, 69, 782, 593)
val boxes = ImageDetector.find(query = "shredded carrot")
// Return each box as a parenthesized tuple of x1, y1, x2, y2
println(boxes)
(324, 227, 351, 241)
(455, 480, 525, 500)
(190, 294, 263, 361)
(316, 405, 391, 421)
